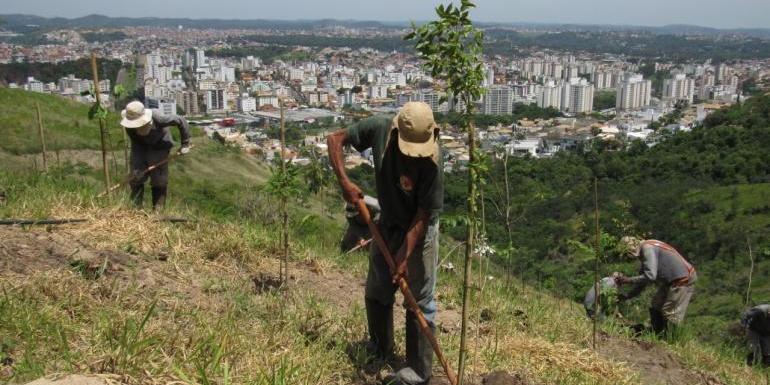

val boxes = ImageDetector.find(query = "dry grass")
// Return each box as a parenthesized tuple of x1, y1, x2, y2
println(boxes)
(1, 202, 764, 385)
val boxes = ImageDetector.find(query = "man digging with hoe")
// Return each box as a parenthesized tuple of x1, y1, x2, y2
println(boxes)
(120, 101, 192, 210)
(327, 101, 444, 385)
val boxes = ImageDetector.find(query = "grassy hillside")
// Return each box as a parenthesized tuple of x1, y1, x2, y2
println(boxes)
(0, 88, 126, 154)
(0, 89, 766, 385)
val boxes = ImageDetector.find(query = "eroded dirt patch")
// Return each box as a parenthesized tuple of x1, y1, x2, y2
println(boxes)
(598, 333, 725, 385)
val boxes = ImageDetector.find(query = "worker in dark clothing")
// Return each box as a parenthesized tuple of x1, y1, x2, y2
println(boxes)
(120, 101, 191, 210)
(742, 304, 770, 366)
(616, 236, 697, 336)
(327, 102, 443, 385)
(341, 195, 381, 252)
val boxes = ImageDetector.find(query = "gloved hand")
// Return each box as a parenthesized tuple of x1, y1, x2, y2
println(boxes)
(179, 146, 191, 155)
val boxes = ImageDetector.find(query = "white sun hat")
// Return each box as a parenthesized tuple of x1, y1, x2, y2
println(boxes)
(120, 101, 153, 128)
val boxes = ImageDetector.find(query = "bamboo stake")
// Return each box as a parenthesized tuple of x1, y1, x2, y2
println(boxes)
(458, 121, 477, 385)
(593, 177, 601, 350)
(0, 218, 87, 225)
(122, 126, 130, 173)
(279, 97, 289, 285)
(35, 102, 48, 172)
(746, 237, 754, 307)
(91, 52, 111, 195)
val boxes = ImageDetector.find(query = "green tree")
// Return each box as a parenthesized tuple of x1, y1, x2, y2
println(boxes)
(406, 1, 485, 382)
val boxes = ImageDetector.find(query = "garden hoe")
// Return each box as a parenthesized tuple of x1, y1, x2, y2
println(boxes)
(98, 146, 191, 198)
(355, 199, 458, 385)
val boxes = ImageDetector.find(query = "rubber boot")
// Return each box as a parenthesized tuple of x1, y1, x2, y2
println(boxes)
(151, 186, 167, 210)
(762, 354, 770, 368)
(747, 352, 756, 366)
(384, 311, 433, 385)
(130, 184, 144, 208)
(365, 299, 394, 362)
(649, 308, 668, 336)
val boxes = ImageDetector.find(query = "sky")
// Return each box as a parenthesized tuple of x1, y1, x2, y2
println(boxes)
(3, 0, 770, 29)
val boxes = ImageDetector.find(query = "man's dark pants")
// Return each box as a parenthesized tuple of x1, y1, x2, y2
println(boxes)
(365, 220, 439, 384)
(129, 149, 169, 209)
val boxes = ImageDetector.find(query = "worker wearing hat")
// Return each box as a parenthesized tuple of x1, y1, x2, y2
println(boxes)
(327, 102, 443, 385)
(615, 236, 697, 336)
(120, 101, 191, 210)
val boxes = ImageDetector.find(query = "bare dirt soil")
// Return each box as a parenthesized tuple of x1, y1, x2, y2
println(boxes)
(598, 333, 726, 385)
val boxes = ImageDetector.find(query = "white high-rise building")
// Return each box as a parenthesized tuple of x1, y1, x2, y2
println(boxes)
(25, 77, 45, 93)
(289, 68, 305, 81)
(716, 63, 731, 84)
(213, 66, 236, 83)
(151, 66, 172, 84)
(175, 90, 199, 116)
(482, 85, 513, 115)
(146, 97, 177, 116)
(238, 94, 257, 112)
(204, 89, 227, 112)
(483, 65, 495, 87)
(241, 56, 261, 71)
(562, 78, 594, 114)
(593, 70, 616, 89)
(662, 73, 695, 103)
(548, 63, 563, 79)
(415, 90, 441, 112)
(616, 74, 651, 111)
(562, 65, 579, 80)
(368, 84, 389, 99)
(193, 48, 206, 69)
(256, 94, 279, 108)
(537, 80, 563, 110)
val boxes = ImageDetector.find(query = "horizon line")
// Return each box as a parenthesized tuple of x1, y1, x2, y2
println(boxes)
(2, 13, 770, 32)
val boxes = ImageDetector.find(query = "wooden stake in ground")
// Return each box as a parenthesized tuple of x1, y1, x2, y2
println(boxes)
(91, 52, 111, 195)
(592, 177, 601, 350)
(122, 126, 130, 173)
(746, 237, 755, 307)
(458, 121, 477, 383)
(35, 102, 48, 172)
(279, 97, 289, 284)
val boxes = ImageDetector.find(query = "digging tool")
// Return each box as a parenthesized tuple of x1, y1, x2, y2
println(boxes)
(345, 238, 372, 254)
(155, 217, 194, 223)
(98, 147, 189, 198)
(0, 219, 87, 225)
(355, 199, 458, 385)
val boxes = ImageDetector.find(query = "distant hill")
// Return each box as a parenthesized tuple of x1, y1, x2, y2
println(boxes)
(0, 14, 401, 31)
(2, 13, 770, 39)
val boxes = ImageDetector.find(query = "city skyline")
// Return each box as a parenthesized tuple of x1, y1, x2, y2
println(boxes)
(3, 0, 770, 30)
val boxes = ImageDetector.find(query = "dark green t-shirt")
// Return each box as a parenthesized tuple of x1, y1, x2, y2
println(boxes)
(346, 116, 443, 230)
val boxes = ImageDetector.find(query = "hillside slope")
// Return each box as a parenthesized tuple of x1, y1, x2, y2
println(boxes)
(0, 88, 124, 155)
(437, 94, 770, 348)
(0, 90, 765, 385)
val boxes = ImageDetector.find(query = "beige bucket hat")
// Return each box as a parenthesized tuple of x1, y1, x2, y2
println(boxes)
(120, 101, 153, 128)
(393, 102, 439, 158)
